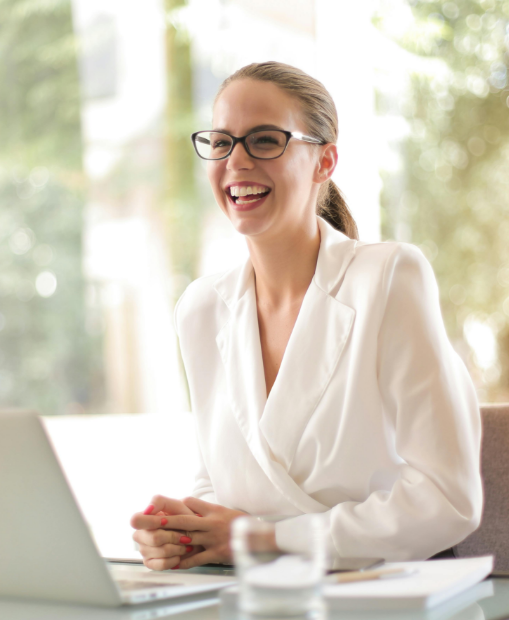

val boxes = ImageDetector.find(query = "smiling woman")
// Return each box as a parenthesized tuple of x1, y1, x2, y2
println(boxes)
(131, 61, 482, 572)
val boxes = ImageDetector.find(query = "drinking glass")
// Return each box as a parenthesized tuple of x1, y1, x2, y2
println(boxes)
(231, 515, 327, 617)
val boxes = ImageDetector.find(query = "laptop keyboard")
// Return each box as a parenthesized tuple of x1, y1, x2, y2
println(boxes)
(116, 579, 184, 591)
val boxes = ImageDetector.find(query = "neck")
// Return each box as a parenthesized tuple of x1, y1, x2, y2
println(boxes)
(247, 217, 321, 308)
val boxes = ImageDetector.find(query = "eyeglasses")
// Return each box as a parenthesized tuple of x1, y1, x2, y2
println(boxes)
(190, 129, 325, 161)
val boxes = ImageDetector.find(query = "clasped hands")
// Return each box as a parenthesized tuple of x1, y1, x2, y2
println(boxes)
(130, 496, 246, 570)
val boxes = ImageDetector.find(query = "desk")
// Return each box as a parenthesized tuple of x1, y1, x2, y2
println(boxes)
(1, 566, 508, 620)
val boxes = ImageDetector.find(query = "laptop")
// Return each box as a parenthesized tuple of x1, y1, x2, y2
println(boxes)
(0, 410, 236, 606)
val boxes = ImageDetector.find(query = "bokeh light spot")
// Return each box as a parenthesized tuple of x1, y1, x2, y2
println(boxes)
(463, 316, 497, 369)
(9, 228, 35, 255)
(36, 271, 58, 298)
(29, 166, 49, 188)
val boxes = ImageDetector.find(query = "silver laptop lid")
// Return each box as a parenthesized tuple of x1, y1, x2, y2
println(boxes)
(0, 410, 121, 606)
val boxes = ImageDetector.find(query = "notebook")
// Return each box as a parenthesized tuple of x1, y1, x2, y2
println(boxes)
(323, 555, 493, 611)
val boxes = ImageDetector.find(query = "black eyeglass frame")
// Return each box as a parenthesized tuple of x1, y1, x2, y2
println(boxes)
(190, 129, 325, 161)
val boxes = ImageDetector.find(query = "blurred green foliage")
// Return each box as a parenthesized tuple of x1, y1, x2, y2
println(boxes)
(0, 0, 104, 414)
(164, 0, 203, 298)
(377, 0, 509, 400)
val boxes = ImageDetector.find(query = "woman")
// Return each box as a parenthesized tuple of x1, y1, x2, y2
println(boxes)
(131, 62, 482, 571)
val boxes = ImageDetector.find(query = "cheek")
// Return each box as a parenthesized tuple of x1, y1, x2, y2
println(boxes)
(207, 162, 222, 196)
(274, 156, 313, 196)
(206, 162, 219, 191)
(206, 163, 228, 210)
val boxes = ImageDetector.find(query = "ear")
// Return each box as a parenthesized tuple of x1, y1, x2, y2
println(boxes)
(313, 143, 338, 184)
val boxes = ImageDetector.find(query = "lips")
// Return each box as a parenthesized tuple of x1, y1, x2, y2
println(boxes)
(224, 182, 271, 212)
(226, 190, 270, 211)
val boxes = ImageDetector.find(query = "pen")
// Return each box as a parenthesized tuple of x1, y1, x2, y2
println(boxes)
(331, 567, 416, 584)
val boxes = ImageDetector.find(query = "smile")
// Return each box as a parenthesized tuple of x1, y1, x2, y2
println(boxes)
(226, 184, 271, 211)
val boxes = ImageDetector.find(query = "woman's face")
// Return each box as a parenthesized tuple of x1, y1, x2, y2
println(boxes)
(207, 79, 333, 241)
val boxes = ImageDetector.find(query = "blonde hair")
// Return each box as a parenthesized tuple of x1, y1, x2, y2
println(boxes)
(216, 61, 359, 240)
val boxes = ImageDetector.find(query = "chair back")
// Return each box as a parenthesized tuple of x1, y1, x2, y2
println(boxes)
(454, 404, 509, 574)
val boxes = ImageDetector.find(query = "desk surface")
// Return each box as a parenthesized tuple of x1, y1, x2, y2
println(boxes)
(1, 565, 508, 620)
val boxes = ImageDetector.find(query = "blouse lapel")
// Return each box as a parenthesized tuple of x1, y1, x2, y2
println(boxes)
(213, 218, 357, 513)
(259, 219, 357, 470)
(214, 261, 267, 437)
(259, 281, 355, 471)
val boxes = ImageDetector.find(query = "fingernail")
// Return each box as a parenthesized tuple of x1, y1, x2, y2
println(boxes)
(171, 564, 180, 570)
(143, 505, 155, 515)
(180, 536, 192, 544)
(161, 518, 168, 526)
(185, 545, 193, 553)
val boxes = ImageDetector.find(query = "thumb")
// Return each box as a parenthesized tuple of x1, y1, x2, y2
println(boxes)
(182, 496, 214, 516)
(144, 495, 195, 516)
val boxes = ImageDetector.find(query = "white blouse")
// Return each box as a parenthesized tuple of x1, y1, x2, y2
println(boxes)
(175, 216, 482, 563)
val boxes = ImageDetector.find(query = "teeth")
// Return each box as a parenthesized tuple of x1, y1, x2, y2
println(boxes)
(229, 185, 268, 197)
(237, 197, 260, 204)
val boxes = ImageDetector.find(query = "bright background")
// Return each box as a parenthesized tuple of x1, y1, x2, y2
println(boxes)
(1, 0, 509, 556)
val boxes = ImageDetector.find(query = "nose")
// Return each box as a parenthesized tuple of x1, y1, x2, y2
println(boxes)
(226, 141, 254, 171)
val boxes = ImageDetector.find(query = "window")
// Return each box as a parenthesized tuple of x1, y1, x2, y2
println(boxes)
(1, 0, 507, 556)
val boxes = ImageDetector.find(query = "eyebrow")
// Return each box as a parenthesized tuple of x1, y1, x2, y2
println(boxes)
(211, 124, 285, 134)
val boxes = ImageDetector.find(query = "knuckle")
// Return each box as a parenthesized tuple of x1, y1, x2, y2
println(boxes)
(139, 545, 151, 559)
(153, 531, 166, 546)
(171, 531, 183, 544)
(143, 558, 154, 570)
(162, 543, 177, 556)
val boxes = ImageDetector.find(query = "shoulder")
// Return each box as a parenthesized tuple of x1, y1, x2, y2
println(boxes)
(351, 240, 432, 286)
(339, 240, 438, 320)
(174, 261, 247, 336)
(354, 239, 424, 264)
(174, 272, 225, 337)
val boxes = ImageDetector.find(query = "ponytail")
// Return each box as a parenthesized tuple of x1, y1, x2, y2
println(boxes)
(317, 180, 359, 240)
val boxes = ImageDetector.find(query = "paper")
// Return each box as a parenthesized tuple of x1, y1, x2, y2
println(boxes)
(323, 556, 493, 611)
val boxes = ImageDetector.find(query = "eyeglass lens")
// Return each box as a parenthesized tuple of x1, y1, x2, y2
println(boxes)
(194, 131, 287, 160)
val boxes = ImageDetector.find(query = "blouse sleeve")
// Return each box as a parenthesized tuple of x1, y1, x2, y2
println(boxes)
(174, 288, 218, 504)
(192, 443, 218, 503)
(277, 244, 483, 564)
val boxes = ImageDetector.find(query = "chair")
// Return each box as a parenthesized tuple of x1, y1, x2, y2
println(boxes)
(454, 404, 509, 575)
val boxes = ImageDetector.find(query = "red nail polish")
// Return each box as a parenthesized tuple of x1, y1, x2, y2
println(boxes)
(161, 518, 168, 526)
(180, 536, 192, 544)
(143, 505, 155, 515)
(185, 545, 193, 553)
(171, 564, 180, 570)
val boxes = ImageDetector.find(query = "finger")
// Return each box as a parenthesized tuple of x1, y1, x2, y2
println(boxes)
(182, 497, 214, 516)
(172, 531, 206, 547)
(144, 556, 181, 571)
(160, 514, 209, 532)
(138, 542, 188, 560)
(133, 528, 187, 548)
(182, 544, 204, 559)
(131, 512, 183, 530)
(131, 508, 193, 530)
(179, 548, 218, 570)
(144, 495, 196, 517)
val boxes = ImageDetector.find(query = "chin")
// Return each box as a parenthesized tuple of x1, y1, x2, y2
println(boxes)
(227, 209, 276, 239)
